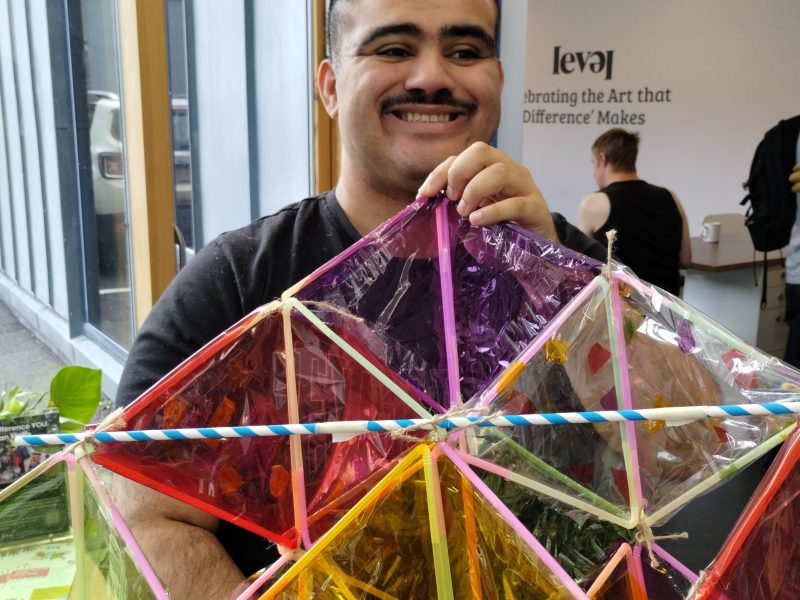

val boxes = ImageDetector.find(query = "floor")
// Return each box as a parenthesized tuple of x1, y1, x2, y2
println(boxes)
(0, 298, 66, 394)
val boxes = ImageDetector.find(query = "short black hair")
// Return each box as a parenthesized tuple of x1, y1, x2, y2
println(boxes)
(326, 0, 502, 64)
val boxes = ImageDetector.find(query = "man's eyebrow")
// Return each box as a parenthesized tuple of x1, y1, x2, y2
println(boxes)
(356, 23, 496, 53)
(357, 23, 423, 52)
(441, 25, 496, 52)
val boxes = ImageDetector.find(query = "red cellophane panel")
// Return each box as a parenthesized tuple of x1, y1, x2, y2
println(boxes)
(93, 308, 425, 547)
(695, 423, 800, 600)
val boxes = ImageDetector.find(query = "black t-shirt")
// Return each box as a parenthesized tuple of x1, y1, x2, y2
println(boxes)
(592, 180, 683, 294)
(115, 191, 606, 575)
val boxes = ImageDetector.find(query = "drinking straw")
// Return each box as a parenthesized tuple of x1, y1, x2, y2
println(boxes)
(282, 303, 312, 550)
(586, 543, 631, 597)
(435, 200, 462, 410)
(459, 469, 483, 596)
(652, 543, 698, 583)
(16, 402, 800, 447)
(424, 446, 455, 600)
(441, 444, 588, 599)
(78, 455, 169, 599)
(234, 554, 292, 600)
(66, 453, 86, 600)
(0, 450, 62, 502)
(607, 276, 644, 523)
(286, 298, 433, 419)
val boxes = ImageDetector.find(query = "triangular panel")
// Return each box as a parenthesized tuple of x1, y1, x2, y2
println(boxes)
(694, 424, 800, 600)
(262, 445, 581, 599)
(94, 307, 426, 547)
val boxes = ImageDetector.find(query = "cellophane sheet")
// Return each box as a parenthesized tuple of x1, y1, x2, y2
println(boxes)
(694, 424, 800, 599)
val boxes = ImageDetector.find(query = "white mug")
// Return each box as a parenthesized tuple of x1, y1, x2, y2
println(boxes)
(700, 221, 722, 243)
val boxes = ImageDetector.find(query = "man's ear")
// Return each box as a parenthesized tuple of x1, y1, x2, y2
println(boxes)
(317, 59, 339, 119)
(497, 58, 505, 89)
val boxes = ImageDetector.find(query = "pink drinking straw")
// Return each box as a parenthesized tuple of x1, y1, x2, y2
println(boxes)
(282, 305, 313, 550)
(632, 544, 647, 592)
(653, 543, 698, 583)
(78, 456, 169, 599)
(435, 200, 462, 410)
(234, 554, 293, 599)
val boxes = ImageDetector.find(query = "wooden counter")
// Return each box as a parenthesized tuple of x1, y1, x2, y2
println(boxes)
(689, 230, 786, 272)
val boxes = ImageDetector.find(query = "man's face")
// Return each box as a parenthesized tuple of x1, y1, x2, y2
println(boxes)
(322, 0, 503, 196)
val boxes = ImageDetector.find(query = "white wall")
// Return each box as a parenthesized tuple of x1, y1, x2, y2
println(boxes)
(497, 0, 528, 162)
(191, 0, 253, 243)
(254, 2, 313, 218)
(519, 0, 800, 232)
(191, 0, 314, 245)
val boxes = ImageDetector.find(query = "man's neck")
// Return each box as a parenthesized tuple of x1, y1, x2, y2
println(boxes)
(604, 170, 639, 187)
(334, 173, 418, 236)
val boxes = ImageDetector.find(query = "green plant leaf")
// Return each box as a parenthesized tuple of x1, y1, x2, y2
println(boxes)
(49, 366, 102, 433)
(0, 386, 41, 418)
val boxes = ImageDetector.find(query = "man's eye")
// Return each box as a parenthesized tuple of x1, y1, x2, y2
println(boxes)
(377, 47, 411, 58)
(450, 48, 482, 61)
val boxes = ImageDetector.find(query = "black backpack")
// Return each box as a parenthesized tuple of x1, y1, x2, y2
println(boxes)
(740, 115, 800, 252)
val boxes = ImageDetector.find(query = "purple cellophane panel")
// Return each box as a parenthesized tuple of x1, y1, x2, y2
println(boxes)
(295, 196, 601, 410)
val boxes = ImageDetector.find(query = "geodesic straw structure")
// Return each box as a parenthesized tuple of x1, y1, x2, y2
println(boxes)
(4, 194, 800, 598)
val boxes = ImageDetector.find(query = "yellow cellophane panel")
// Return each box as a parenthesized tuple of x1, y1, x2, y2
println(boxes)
(263, 445, 576, 599)
(264, 446, 439, 599)
(438, 459, 572, 599)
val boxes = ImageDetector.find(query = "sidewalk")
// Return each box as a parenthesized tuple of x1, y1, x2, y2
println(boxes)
(0, 298, 66, 394)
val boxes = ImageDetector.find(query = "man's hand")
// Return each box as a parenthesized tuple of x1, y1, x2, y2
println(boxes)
(791, 163, 800, 193)
(417, 142, 558, 242)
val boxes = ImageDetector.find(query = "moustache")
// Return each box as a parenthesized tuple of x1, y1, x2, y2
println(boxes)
(381, 90, 476, 115)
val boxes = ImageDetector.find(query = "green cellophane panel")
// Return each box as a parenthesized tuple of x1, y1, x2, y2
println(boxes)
(80, 466, 157, 599)
(478, 468, 633, 583)
(0, 459, 75, 598)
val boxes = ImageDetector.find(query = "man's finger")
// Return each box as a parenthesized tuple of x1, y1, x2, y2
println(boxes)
(442, 141, 497, 200)
(418, 156, 457, 198)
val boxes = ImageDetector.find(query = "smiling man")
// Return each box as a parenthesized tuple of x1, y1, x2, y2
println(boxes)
(113, 1, 604, 598)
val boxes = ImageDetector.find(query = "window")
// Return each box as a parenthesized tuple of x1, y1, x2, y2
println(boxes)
(75, 0, 134, 351)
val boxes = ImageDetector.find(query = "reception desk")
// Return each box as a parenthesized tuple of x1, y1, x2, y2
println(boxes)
(682, 229, 787, 357)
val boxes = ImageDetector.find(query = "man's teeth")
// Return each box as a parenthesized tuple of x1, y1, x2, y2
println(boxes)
(400, 112, 454, 123)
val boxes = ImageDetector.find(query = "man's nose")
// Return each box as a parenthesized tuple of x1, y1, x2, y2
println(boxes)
(404, 50, 456, 94)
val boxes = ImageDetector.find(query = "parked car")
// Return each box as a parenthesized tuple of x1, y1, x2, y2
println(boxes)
(87, 91, 194, 274)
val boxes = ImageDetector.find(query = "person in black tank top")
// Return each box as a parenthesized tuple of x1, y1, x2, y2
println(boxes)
(577, 128, 692, 295)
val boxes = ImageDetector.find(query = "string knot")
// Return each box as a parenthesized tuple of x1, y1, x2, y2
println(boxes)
(604, 229, 617, 278)
(389, 404, 498, 444)
(634, 502, 688, 569)
(277, 544, 306, 563)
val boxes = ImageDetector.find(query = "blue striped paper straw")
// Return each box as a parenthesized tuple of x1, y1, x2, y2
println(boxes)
(14, 401, 800, 447)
